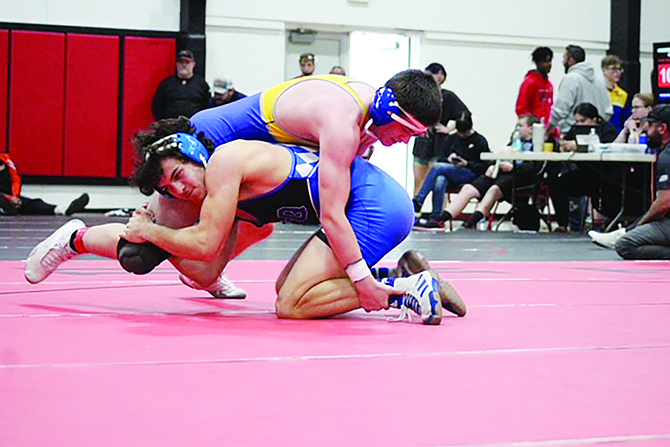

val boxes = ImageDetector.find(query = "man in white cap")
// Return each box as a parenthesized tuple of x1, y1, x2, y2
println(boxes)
(210, 76, 246, 108)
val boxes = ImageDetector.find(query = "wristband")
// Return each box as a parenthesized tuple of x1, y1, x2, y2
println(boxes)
(345, 258, 371, 283)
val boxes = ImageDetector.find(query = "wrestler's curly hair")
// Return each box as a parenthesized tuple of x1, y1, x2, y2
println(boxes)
(384, 69, 442, 127)
(129, 117, 216, 196)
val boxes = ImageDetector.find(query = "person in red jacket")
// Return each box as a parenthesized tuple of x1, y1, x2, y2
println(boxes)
(0, 153, 89, 216)
(516, 47, 554, 124)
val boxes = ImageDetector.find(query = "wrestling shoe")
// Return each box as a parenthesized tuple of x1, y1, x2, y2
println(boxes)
(65, 193, 89, 216)
(24, 219, 84, 284)
(179, 272, 247, 299)
(393, 271, 442, 325)
(587, 227, 626, 249)
(397, 249, 467, 317)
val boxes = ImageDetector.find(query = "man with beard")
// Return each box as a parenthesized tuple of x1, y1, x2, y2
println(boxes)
(588, 105, 670, 259)
(550, 45, 612, 136)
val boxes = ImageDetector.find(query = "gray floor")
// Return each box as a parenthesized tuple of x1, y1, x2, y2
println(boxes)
(1, 213, 620, 263)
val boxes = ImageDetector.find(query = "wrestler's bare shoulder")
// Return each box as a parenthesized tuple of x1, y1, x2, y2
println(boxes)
(211, 140, 291, 173)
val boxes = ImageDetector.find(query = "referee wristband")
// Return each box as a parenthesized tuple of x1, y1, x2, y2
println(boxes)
(345, 258, 371, 283)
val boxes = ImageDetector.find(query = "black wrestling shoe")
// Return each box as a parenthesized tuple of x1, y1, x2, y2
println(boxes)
(65, 193, 89, 216)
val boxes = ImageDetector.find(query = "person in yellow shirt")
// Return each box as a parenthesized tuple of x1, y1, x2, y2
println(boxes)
(602, 54, 629, 133)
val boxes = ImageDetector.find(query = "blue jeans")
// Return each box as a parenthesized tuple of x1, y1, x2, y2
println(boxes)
(414, 162, 477, 218)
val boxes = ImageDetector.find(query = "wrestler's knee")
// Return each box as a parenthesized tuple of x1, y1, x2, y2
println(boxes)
(275, 290, 306, 319)
(149, 193, 199, 228)
(117, 239, 172, 274)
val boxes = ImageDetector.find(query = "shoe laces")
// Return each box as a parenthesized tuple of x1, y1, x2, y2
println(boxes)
(388, 305, 413, 323)
(402, 293, 422, 315)
(387, 290, 422, 323)
(42, 242, 76, 271)
(211, 275, 239, 294)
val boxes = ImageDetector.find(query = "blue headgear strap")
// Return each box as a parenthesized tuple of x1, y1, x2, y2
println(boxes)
(370, 87, 401, 126)
(172, 133, 210, 166)
(148, 132, 210, 167)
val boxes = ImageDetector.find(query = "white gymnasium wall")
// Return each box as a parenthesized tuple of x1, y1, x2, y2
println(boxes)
(0, 0, 180, 31)
(208, 0, 607, 41)
(205, 17, 286, 97)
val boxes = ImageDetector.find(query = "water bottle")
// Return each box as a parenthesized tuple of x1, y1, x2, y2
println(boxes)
(587, 128, 600, 152)
(639, 133, 648, 147)
(532, 123, 545, 152)
(511, 130, 522, 151)
(627, 127, 639, 144)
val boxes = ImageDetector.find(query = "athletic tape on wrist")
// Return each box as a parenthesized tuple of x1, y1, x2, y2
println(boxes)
(345, 258, 371, 283)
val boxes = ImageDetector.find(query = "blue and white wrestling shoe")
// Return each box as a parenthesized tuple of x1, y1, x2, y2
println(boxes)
(397, 250, 467, 317)
(388, 271, 442, 325)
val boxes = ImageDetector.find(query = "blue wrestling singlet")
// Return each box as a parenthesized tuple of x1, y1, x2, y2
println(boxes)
(236, 145, 321, 227)
(189, 93, 276, 147)
(189, 74, 370, 148)
(236, 144, 414, 266)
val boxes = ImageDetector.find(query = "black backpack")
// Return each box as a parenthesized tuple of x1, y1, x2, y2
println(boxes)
(512, 202, 540, 231)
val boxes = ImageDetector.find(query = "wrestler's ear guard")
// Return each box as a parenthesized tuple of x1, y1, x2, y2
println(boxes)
(172, 133, 210, 166)
(370, 87, 401, 126)
(148, 133, 210, 167)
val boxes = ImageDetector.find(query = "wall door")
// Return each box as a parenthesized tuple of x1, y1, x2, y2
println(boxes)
(350, 31, 413, 192)
(284, 31, 349, 79)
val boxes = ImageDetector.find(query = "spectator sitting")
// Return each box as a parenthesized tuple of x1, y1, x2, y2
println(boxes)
(557, 102, 618, 152)
(588, 105, 670, 255)
(549, 102, 625, 232)
(329, 65, 346, 75)
(441, 114, 554, 229)
(606, 105, 670, 258)
(0, 153, 89, 216)
(209, 76, 246, 108)
(601, 54, 629, 133)
(614, 92, 654, 143)
(152, 49, 211, 120)
(413, 112, 491, 229)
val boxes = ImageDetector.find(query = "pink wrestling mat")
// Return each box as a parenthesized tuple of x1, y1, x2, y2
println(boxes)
(2, 259, 670, 447)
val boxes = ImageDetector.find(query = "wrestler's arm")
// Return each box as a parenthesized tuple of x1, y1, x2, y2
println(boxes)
(317, 108, 400, 311)
(317, 114, 362, 265)
(637, 189, 670, 227)
(122, 151, 240, 262)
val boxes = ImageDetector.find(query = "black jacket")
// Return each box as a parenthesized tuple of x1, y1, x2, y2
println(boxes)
(152, 74, 210, 120)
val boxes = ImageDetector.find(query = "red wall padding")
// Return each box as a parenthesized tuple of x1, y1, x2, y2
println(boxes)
(121, 37, 175, 177)
(64, 34, 119, 177)
(9, 31, 66, 176)
(0, 30, 8, 153)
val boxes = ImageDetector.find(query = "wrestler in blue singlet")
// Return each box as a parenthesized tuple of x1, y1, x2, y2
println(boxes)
(189, 74, 369, 148)
(236, 144, 414, 266)
(190, 93, 274, 146)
